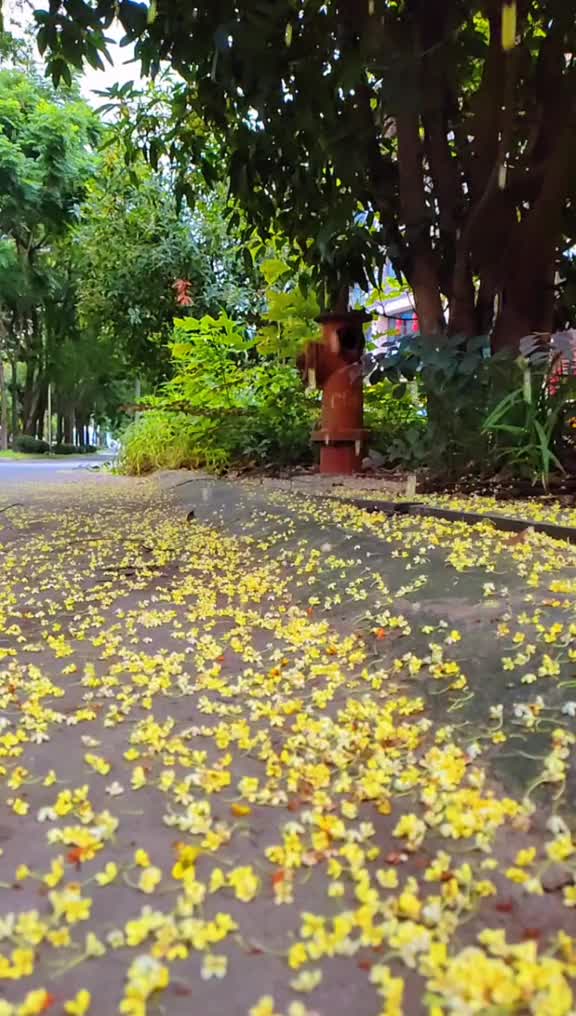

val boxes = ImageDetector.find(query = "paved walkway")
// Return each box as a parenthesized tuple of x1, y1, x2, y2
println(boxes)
(0, 468, 575, 1016)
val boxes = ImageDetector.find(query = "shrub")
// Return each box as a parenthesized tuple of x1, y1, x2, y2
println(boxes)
(370, 334, 516, 475)
(482, 338, 576, 488)
(119, 309, 320, 476)
(119, 369, 317, 476)
(52, 444, 79, 455)
(118, 412, 206, 475)
(51, 444, 99, 455)
(364, 380, 425, 464)
(13, 435, 49, 454)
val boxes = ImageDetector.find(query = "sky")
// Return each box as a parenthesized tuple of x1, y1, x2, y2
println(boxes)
(4, 0, 140, 103)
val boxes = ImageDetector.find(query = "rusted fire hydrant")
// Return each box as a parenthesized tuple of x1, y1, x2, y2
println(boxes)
(302, 311, 370, 474)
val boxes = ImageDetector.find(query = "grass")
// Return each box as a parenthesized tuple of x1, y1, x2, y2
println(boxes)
(0, 449, 35, 460)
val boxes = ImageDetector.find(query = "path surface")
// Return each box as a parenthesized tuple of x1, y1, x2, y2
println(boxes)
(0, 454, 113, 483)
(0, 468, 575, 1016)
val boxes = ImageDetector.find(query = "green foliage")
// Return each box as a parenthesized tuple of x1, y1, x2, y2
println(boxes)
(371, 333, 576, 484)
(120, 368, 315, 476)
(364, 380, 425, 465)
(118, 412, 210, 475)
(72, 152, 257, 383)
(0, 69, 98, 241)
(120, 304, 319, 475)
(33, 0, 576, 346)
(0, 63, 258, 442)
(372, 334, 506, 473)
(482, 359, 576, 489)
(13, 434, 49, 454)
(0, 66, 109, 439)
(255, 257, 320, 360)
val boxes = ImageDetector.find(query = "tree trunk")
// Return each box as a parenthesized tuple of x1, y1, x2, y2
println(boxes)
(10, 356, 18, 440)
(64, 411, 73, 444)
(447, 250, 477, 338)
(0, 358, 8, 451)
(34, 389, 47, 441)
(491, 117, 575, 351)
(396, 110, 445, 335)
(491, 261, 555, 352)
(74, 411, 84, 447)
(22, 362, 37, 436)
(57, 413, 64, 445)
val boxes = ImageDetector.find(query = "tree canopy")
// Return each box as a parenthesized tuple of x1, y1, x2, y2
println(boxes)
(72, 148, 257, 383)
(0, 65, 100, 437)
(0, 45, 260, 445)
(25, 0, 576, 348)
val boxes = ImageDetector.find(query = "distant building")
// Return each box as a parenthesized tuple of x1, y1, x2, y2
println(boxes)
(351, 264, 418, 355)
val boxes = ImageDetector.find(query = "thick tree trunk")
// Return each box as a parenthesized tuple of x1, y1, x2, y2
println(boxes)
(56, 413, 64, 445)
(491, 117, 574, 351)
(475, 278, 497, 336)
(0, 359, 8, 451)
(396, 110, 445, 336)
(491, 262, 555, 352)
(447, 250, 477, 338)
(334, 286, 349, 314)
(410, 256, 446, 337)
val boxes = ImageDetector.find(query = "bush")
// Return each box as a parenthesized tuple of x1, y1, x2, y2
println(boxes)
(119, 310, 319, 476)
(369, 334, 516, 475)
(118, 412, 213, 475)
(364, 380, 425, 464)
(51, 444, 98, 455)
(13, 435, 49, 454)
(52, 443, 79, 455)
(119, 370, 317, 476)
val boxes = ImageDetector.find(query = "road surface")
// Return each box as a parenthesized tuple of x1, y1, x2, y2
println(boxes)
(0, 466, 574, 1015)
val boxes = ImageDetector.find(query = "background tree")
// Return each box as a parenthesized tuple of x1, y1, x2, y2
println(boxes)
(0, 46, 258, 445)
(0, 64, 98, 436)
(28, 0, 576, 349)
(71, 146, 258, 387)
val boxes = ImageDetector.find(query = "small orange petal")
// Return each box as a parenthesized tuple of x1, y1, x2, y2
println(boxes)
(231, 803, 252, 817)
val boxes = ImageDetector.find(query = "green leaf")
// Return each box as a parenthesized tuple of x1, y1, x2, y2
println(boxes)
(261, 258, 291, 286)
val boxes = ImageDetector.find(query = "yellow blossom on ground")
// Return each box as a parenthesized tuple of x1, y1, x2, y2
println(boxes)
(64, 990, 91, 1015)
(49, 885, 91, 924)
(138, 866, 162, 894)
(249, 997, 280, 1016)
(201, 953, 228, 979)
(228, 865, 259, 902)
(95, 862, 118, 886)
(15, 989, 53, 1016)
(290, 969, 322, 992)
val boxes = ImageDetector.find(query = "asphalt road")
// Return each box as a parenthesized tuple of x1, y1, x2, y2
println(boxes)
(0, 453, 114, 484)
